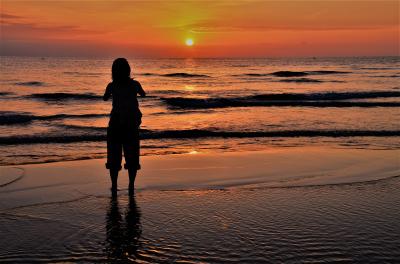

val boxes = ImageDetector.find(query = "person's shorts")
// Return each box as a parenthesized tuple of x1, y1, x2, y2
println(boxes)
(105, 118, 140, 171)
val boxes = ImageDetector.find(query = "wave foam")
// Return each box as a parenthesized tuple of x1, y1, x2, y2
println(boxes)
(0, 112, 108, 125)
(0, 129, 398, 145)
(162, 73, 210, 78)
(278, 78, 323, 83)
(28, 93, 102, 101)
(14, 81, 45, 86)
(162, 91, 400, 109)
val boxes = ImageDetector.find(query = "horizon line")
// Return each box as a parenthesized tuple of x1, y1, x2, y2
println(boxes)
(1, 54, 399, 60)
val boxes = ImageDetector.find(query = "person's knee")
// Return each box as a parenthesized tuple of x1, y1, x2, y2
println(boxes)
(106, 163, 122, 171)
(124, 163, 141, 170)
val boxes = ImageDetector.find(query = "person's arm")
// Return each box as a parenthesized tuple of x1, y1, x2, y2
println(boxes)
(137, 82, 146, 97)
(103, 83, 112, 101)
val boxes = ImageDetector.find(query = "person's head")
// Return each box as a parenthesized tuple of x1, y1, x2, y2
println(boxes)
(112, 58, 131, 82)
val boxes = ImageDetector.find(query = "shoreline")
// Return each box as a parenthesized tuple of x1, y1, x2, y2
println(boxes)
(1, 146, 399, 262)
(0, 146, 398, 210)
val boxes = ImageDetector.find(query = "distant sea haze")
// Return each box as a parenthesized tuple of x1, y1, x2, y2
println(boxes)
(0, 56, 399, 165)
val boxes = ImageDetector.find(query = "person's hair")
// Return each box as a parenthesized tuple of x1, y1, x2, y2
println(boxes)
(112, 58, 131, 82)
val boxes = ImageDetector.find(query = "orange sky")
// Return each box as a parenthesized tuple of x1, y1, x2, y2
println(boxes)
(1, 1, 399, 57)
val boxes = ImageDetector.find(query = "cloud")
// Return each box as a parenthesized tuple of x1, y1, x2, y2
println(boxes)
(0, 12, 22, 19)
(160, 0, 399, 33)
(174, 19, 398, 34)
(1, 12, 106, 40)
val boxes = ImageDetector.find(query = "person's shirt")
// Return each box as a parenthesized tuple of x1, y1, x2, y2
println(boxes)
(103, 78, 146, 125)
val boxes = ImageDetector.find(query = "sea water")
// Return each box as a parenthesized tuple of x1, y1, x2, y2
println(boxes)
(0, 56, 399, 165)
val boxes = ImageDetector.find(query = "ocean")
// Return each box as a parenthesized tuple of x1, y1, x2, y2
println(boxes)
(0, 56, 399, 165)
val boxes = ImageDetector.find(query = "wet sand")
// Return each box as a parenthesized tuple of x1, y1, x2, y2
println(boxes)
(0, 147, 399, 263)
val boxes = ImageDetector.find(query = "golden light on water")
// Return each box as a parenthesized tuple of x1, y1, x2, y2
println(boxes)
(184, 85, 195, 91)
(185, 38, 194, 46)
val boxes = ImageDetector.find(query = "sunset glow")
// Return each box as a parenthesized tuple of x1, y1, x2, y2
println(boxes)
(0, 1, 399, 57)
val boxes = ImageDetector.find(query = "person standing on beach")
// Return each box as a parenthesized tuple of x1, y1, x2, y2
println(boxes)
(103, 58, 146, 192)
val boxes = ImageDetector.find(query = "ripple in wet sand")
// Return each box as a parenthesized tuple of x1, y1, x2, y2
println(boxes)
(0, 177, 399, 263)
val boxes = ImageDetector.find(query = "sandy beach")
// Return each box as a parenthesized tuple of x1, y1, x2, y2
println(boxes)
(1, 147, 399, 263)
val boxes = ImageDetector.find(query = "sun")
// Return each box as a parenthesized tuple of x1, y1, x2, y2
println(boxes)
(185, 38, 194, 46)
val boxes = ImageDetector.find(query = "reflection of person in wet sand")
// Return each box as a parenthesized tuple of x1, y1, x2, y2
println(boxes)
(106, 192, 142, 261)
(103, 58, 146, 192)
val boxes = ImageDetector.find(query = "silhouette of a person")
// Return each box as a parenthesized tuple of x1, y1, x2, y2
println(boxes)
(105, 192, 142, 261)
(103, 58, 146, 192)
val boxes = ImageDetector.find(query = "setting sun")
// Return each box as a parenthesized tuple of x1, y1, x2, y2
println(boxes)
(185, 38, 194, 46)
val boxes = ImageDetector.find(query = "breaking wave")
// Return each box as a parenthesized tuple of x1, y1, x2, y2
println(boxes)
(360, 67, 397, 70)
(0, 113, 35, 125)
(238, 70, 350, 78)
(28, 93, 102, 101)
(370, 75, 400, 78)
(0, 112, 108, 125)
(241, 73, 271, 77)
(63, 71, 103, 76)
(138, 72, 211, 78)
(139, 70, 348, 79)
(162, 73, 210, 78)
(278, 78, 323, 83)
(162, 91, 400, 109)
(0, 129, 399, 145)
(14, 81, 45, 86)
(139, 72, 156, 76)
(272, 71, 309, 77)
(306, 70, 351, 75)
(250, 91, 400, 100)
(137, 72, 211, 78)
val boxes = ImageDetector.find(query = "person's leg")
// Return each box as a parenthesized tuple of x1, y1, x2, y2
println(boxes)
(124, 143, 139, 188)
(110, 169, 119, 193)
(123, 128, 140, 189)
(107, 147, 122, 191)
(106, 122, 123, 191)
(128, 169, 137, 191)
